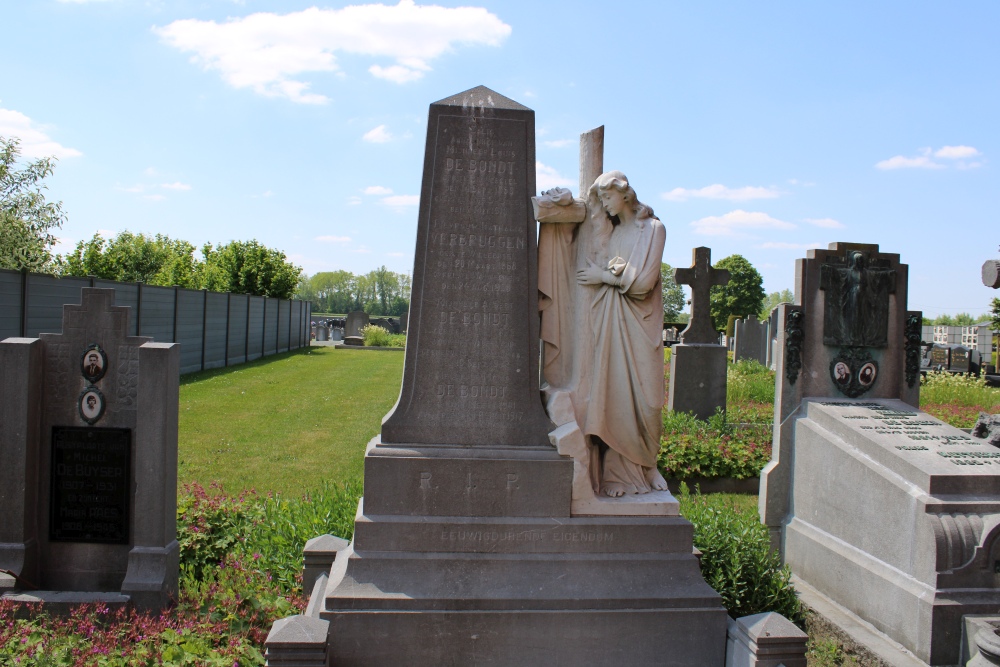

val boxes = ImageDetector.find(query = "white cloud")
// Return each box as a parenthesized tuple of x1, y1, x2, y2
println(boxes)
(382, 194, 419, 207)
(758, 241, 823, 250)
(543, 139, 574, 148)
(117, 184, 145, 193)
(56, 0, 113, 3)
(0, 107, 82, 159)
(161, 181, 192, 191)
(804, 217, 844, 229)
(363, 124, 392, 143)
(876, 145, 984, 170)
(662, 184, 781, 202)
(690, 210, 795, 237)
(154, 2, 511, 103)
(536, 161, 573, 191)
(875, 155, 943, 170)
(354, 245, 372, 254)
(369, 64, 426, 83)
(935, 145, 980, 159)
(316, 235, 351, 242)
(143, 167, 158, 176)
(347, 196, 363, 205)
(364, 185, 393, 195)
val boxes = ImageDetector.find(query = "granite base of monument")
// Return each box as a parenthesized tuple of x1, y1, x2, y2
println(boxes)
(777, 398, 1000, 665)
(668, 344, 728, 421)
(316, 440, 727, 666)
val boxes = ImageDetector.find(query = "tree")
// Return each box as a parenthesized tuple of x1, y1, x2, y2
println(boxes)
(759, 289, 794, 320)
(0, 136, 67, 271)
(660, 262, 686, 321)
(201, 240, 302, 299)
(709, 254, 765, 331)
(58, 231, 199, 287)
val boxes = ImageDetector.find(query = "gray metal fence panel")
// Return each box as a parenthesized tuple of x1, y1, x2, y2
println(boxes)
(175, 289, 205, 374)
(247, 296, 264, 361)
(277, 299, 289, 352)
(263, 298, 278, 355)
(291, 300, 302, 349)
(26, 274, 90, 337)
(227, 295, 248, 365)
(204, 291, 228, 370)
(1, 269, 309, 372)
(98, 280, 138, 336)
(139, 285, 176, 343)
(0, 270, 21, 339)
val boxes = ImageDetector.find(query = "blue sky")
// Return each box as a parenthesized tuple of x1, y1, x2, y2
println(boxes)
(3, 1, 998, 317)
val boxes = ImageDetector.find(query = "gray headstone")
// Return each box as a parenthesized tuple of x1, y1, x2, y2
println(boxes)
(0, 288, 179, 611)
(380, 85, 552, 447)
(757, 243, 1000, 664)
(345, 311, 369, 338)
(733, 315, 768, 366)
(669, 246, 730, 420)
(311, 88, 727, 667)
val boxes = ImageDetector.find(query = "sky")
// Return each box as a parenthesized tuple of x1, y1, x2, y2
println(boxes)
(2, 1, 998, 318)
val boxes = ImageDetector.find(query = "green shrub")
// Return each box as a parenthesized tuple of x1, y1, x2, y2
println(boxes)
(387, 333, 407, 347)
(178, 480, 362, 595)
(728, 359, 776, 407)
(361, 324, 392, 347)
(659, 409, 771, 480)
(677, 483, 801, 621)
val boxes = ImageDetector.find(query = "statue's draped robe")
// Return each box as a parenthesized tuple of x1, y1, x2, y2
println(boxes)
(538, 194, 665, 494)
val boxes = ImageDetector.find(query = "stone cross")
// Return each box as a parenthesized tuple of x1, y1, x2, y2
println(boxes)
(674, 247, 730, 344)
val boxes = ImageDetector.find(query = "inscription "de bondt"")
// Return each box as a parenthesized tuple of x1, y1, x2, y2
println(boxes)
(436, 384, 508, 398)
(445, 158, 514, 174)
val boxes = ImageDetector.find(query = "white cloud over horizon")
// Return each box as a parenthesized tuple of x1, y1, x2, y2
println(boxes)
(877, 145, 984, 170)
(363, 125, 393, 143)
(382, 194, 419, 207)
(364, 185, 393, 195)
(0, 107, 82, 159)
(804, 217, 844, 229)
(758, 241, 824, 250)
(154, 1, 511, 103)
(536, 161, 573, 191)
(662, 184, 781, 202)
(161, 181, 192, 191)
(690, 210, 795, 236)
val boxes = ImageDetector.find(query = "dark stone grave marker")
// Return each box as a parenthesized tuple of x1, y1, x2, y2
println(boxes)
(49, 427, 131, 544)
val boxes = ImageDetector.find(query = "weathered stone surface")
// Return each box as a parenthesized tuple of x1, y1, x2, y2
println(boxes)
(345, 311, 369, 338)
(733, 315, 768, 366)
(668, 344, 728, 420)
(0, 288, 179, 611)
(302, 534, 349, 594)
(757, 242, 1000, 665)
(361, 440, 571, 518)
(380, 85, 552, 448)
(726, 612, 808, 667)
(312, 89, 728, 667)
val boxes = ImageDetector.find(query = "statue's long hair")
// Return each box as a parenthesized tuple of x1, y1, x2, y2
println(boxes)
(588, 171, 656, 255)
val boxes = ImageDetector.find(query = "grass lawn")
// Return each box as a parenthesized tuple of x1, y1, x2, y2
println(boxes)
(178, 346, 403, 495)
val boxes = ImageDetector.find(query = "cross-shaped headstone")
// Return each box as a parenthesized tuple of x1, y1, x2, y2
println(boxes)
(674, 247, 730, 344)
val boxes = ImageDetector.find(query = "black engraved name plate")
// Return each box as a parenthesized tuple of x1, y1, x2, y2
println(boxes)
(50, 426, 131, 544)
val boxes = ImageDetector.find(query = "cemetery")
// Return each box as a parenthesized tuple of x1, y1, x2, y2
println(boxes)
(3, 76, 1000, 667)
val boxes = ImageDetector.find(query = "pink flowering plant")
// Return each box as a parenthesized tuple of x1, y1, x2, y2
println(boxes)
(1, 479, 362, 665)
